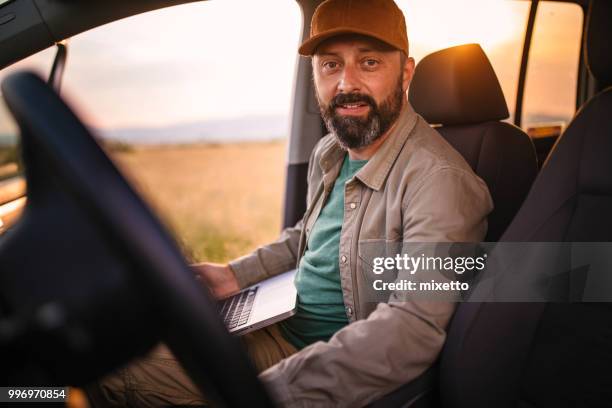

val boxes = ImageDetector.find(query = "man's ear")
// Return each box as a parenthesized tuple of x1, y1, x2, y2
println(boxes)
(402, 55, 416, 93)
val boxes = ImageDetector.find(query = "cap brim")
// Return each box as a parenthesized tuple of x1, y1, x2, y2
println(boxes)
(298, 27, 402, 56)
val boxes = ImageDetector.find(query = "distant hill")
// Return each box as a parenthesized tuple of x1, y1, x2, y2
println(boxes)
(523, 113, 569, 127)
(0, 134, 17, 146)
(96, 115, 289, 145)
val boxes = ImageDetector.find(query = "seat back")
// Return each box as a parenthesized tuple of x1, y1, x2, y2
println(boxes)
(370, 44, 539, 408)
(409, 44, 538, 241)
(439, 2, 612, 407)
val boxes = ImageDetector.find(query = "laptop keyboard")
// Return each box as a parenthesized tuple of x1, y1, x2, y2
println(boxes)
(219, 286, 258, 330)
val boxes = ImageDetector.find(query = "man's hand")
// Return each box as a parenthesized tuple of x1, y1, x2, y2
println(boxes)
(192, 262, 240, 299)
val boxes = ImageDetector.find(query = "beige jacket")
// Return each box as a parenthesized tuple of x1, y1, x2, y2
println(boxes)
(229, 103, 493, 407)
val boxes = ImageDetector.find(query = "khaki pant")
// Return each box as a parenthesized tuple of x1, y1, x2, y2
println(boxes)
(86, 324, 297, 407)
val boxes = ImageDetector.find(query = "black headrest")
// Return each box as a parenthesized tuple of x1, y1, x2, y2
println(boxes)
(409, 43, 509, 126)
(586, 0, 612, 87)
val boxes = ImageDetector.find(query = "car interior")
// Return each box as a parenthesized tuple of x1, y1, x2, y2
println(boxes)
(0, 0, 610, 407)
(407, 43, 538, 242)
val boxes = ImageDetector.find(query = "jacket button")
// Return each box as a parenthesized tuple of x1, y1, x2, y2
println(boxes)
(345, 306, 353, 317)
(349, 202, 357, 209)
(340, 255, 347, 263)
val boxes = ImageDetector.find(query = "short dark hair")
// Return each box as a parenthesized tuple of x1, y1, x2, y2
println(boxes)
(399, 51, 407, 69)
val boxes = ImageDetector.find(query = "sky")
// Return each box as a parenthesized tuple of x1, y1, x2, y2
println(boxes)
(0, 0, 583, 138)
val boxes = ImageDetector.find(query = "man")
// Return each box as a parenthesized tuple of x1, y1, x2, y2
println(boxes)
(89, 0, 492, 406)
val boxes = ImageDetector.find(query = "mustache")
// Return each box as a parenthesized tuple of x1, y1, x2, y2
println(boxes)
(329, 93, 377, 111)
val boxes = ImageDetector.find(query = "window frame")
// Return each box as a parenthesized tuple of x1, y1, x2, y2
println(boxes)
(513, 0, 588, 128)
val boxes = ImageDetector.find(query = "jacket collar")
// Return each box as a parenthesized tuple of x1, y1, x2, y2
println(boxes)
(318, 102, 418, 191)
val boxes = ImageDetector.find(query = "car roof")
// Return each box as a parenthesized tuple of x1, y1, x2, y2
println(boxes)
(0, 0, 199, 69)
(0, 0, 588, 71)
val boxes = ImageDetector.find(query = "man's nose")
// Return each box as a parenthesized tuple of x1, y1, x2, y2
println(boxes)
(337, 64, 361, 94)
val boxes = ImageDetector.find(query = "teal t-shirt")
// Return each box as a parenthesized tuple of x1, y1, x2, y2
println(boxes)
(280, 155, 368, 349)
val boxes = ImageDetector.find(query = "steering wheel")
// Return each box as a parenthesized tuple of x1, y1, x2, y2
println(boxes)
(0, 71, 274, 407)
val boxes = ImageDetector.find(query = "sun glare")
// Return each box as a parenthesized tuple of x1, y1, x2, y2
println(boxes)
(399, 0, 526, 58)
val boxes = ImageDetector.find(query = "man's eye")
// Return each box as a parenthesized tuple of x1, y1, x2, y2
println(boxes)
(323, 61, 339, 70)
(363, 59, 379, 68)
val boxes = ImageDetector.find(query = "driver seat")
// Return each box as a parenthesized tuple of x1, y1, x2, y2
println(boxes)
(440, 1, 612, 406)
(369, 43, 537, 407)
(409, 43, 538, 242)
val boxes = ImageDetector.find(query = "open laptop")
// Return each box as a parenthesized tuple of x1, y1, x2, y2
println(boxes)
(218, 269, 297, 335)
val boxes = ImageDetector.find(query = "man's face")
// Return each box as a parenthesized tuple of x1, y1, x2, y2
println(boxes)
(313, 35, 415, 150)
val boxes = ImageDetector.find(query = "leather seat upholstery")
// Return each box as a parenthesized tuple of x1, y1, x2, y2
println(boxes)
(409, 44, 538, 241)
(439, 2, 612, 407)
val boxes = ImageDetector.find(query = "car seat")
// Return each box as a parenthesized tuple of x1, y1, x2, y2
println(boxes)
(409, 43, 538, 242)
(369, 42, 539, 408)
(439, 1, 612, 407)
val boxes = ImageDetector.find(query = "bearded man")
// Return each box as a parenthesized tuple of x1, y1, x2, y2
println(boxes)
(88, 0, 493, 406)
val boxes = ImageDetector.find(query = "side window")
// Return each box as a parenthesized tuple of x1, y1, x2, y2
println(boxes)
(59, 1, 301, 263)
(522, 1, 583, 165)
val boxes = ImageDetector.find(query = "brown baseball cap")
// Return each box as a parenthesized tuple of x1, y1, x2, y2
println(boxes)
(298, 0, 409, 57)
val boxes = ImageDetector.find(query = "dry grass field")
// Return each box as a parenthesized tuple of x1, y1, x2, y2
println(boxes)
(112, 141, 287, 264)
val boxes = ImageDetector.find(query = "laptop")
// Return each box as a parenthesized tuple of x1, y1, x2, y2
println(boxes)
(218, 269, 297, 335)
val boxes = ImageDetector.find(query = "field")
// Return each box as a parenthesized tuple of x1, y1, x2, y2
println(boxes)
(112, 141, 287, 264)
(0, 145, 19, 180)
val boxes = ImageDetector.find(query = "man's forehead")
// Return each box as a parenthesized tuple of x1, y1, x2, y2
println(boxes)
(314, 34, 397, 56)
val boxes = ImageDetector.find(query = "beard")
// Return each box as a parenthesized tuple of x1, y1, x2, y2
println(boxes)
(318, 76, 405, 150)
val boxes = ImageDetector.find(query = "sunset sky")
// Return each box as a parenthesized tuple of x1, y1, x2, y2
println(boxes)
(0, 0, 583, 137)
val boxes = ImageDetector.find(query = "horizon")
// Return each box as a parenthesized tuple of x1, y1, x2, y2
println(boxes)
(0, 0, 583, 143)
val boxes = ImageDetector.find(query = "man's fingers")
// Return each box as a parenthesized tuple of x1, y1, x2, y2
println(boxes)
(189, 263, 239, 300)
